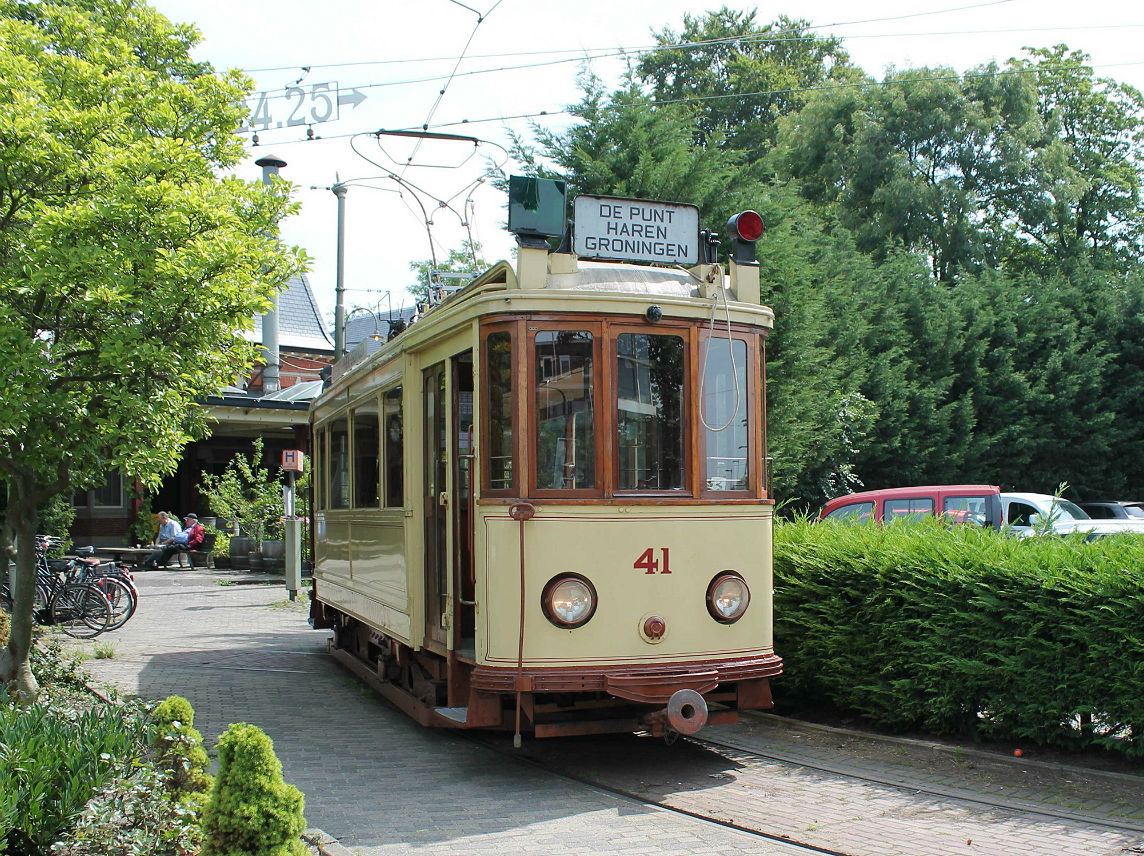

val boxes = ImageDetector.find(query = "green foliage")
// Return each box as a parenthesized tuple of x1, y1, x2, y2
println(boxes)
(200, 723, 306, 856)
(198, 439, 283, 550)
(51, 762, 202, 856)
(0, 0, 305, 694)
(151, 696, 212, 804)
(211, 532, 231, 558)
(774, 518, 1144, 756)
(129, 496, 156, 547)
(0, 699, 150, 855)
(36, 497, 75, 554)
(637, 10, 862, 160)
(407, 240, 486, 303)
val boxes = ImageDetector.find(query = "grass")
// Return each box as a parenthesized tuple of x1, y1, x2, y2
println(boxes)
(92, 641, 116, 660)
(268, 591, 310, 611)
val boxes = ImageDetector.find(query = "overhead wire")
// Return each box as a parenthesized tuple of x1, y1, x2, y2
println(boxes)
(241, 0, 1021, 76)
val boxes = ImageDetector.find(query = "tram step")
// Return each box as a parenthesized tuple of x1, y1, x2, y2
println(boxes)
(435, 706, 468, 723)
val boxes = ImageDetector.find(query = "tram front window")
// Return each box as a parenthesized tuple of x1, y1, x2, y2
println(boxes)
(616, 333, 685, 490)
(701, 337, 749, 491)
(535, 330, 595, 490)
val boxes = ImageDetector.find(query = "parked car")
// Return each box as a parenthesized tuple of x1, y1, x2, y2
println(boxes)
(1000, 493, 1144, 538)
(1076, 500, 1144, 521)
(820, 485, 1003, 528)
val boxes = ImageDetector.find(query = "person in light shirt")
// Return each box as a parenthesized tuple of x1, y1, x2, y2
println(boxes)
(142, 513, 204, 569)
(154, 511, 182, 545)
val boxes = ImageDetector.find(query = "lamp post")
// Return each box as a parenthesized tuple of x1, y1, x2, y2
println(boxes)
(256, 154, 286, 392)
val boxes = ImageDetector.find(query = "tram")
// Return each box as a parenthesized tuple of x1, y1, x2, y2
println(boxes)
(308, 186, 782, 740)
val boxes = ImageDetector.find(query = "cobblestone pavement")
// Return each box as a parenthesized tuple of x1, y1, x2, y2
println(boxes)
(74, 568, 1144, 856)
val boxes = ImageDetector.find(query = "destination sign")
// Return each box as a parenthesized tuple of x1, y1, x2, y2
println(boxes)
(573, 196, 700, 265)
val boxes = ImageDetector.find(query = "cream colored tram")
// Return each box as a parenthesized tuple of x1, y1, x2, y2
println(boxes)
(309, 212, 782, 739)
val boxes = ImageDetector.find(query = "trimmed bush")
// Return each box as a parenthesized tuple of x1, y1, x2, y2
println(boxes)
(773, 517, 1144, 756)
(200, 722, 306, 856)
(151, 695, 213, 801)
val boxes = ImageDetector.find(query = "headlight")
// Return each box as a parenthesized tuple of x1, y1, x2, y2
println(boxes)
(542, 574, 597, 628)
(707, 572, 749, 623)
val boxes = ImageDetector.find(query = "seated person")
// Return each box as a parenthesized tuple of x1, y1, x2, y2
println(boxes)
(142, 513, 205, 569)
(154, 511, 182, 545)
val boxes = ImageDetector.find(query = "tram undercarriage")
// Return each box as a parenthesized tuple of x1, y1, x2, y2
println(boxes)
(317, 605, 779, 738)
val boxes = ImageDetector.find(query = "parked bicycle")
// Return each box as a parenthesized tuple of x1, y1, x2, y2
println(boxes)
(2, 536, 138, 638)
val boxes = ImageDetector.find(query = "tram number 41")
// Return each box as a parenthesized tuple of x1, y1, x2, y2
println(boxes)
(635, 547, 672, 575)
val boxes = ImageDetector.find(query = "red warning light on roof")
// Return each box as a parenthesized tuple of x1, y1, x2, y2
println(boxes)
(728, 210, 765, 242)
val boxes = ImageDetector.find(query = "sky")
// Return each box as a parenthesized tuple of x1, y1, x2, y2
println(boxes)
(148, 0, 1144, 322)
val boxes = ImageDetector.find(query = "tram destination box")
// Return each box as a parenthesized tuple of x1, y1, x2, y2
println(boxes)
(574, 195, 700, 265)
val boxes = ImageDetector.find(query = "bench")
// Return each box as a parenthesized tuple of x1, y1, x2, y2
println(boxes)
(187, 531, 217, 569)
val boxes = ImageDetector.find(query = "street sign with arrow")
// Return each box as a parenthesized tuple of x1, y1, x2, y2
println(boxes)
(240, 82, 367, 133)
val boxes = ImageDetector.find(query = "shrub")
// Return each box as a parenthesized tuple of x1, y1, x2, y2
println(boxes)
(0, 700, 149, 855)
(200, 722, 306, 856)
(151, 696, 213, 802)
(51, 763, 201, 856)
(773, 517, 1144, 757)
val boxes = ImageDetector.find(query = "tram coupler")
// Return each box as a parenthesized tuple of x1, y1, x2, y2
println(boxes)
(644, 689, 709, 737)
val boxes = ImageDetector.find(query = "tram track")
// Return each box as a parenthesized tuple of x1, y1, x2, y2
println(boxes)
(459, 715, 1144, 856)
(463, 729, 857, 856)
(693, 726, 1144, 835)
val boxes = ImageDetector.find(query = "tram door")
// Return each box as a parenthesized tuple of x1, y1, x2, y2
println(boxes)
(423, 363, 448, 649)
(423, 353, 476, 654)
(452, 352, 475, 656)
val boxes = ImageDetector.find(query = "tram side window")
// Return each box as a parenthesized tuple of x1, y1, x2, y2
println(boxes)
(353, 400, 380, 508)
(314, 427, 325, 511)
(616, 333, 685, 490)
(486, 331, 514, 491)
(384, 387, 404, 507)
(329, 416, 350, 509)
(701, 337, 749, 491)
(535, 330, 595, 490)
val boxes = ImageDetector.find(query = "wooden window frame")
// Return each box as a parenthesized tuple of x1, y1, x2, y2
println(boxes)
(698, 327, 762, 500)
(527, 319, 605, 500)
(480, 320, 520, 498)
(610, 321, 694, 498)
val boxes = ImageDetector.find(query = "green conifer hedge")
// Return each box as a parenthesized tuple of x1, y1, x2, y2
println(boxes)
(773, 518, 1144, 757)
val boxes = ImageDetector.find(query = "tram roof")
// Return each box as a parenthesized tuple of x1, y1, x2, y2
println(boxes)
(544, 260, 703, 297)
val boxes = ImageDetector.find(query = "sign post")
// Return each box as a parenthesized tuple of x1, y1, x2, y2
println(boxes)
(282, 450, 305, 601)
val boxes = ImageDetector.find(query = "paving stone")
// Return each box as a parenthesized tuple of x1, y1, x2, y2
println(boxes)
(70, 567, 1144, 856)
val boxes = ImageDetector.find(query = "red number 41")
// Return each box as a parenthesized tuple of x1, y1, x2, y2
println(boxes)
(634, 547, 672, 575)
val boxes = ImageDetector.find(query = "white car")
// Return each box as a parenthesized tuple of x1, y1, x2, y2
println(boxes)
(1000, 493, 1144, 538)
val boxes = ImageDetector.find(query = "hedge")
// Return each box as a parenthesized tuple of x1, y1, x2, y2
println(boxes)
(772, 517, 1144, 757)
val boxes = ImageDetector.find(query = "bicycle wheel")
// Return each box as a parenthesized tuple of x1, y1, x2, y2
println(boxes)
(51, 583, 111, 638)
(95, 576, 137, 631)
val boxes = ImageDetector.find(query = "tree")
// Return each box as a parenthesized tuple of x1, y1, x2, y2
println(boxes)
(998, 46, 1144, 275)
(198, 438, 283, 550)
(775, 63, 1042, 282)
(407, 239, 487, 304)
(636, 9, 862, 161)
(510, 72, 757, 238)
(0, 0, 303, 699)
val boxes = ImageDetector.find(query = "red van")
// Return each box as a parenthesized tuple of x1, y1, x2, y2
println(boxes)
(819, 485, 1003, 529)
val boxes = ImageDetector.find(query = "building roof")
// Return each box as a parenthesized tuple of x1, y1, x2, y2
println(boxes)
(249, 273, 334, 354)
(345, 306, 419, 356)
